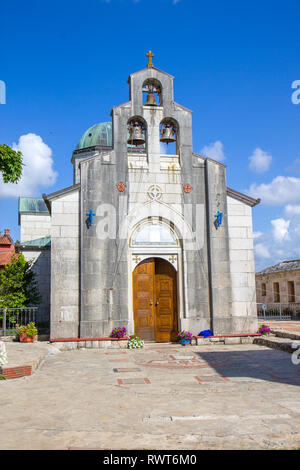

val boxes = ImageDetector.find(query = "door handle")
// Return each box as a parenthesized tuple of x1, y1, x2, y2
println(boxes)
(150, 301, 153, 305)
(155, 301, 159, 306)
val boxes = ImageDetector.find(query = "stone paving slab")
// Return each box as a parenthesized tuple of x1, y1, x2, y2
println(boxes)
(0, 342, 56, 379)
(0, 343, 300, 449)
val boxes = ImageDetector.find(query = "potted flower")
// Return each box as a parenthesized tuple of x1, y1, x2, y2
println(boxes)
(258, 324, 271, 336)
(111, 327, 127, 339)
(177, 330, 193, 346)
(17, 322, 38, 343)
(127, 334, 144, 349)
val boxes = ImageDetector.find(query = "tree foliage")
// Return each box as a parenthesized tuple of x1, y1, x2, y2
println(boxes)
(0, 253, 41, 308)
(0, 144, 23, 183)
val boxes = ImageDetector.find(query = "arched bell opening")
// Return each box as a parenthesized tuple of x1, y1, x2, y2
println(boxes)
(159, 118, 179, 156)
(127, 116, 147, 153)
(142, 78, 162, 107)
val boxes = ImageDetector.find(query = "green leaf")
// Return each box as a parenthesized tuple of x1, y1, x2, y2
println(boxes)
(0, 144, 24, 183)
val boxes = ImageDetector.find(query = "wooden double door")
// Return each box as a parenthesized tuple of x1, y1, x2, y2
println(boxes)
(133, 258, 178, 342)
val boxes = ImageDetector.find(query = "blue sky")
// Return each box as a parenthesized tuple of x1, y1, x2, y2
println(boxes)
(1, 0, 300, 270)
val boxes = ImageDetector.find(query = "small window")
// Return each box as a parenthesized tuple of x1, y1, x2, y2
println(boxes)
(288, 281, 295, 303)
(262, 283, 266, 297)
(273, 282, 280, 303)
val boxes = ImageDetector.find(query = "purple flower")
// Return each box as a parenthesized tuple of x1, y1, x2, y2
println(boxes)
(111, 327, 127, 338)
(177, 330, 193, 341)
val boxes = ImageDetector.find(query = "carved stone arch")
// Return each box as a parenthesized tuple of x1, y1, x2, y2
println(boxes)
(130, 216, 180, 248)
(121, 200, 198, 252)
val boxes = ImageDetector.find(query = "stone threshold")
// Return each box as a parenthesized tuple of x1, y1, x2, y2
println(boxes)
(50, 334, 260, 350)
(50, 337, 128, 342)
(194, 333, 260, 345)
(50, 337, 129, 351)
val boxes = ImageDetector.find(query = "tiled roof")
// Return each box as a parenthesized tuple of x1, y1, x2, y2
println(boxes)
(0, 235, 12, 246)
(0, 251, 17, 266)
(256, 260, 300, 275)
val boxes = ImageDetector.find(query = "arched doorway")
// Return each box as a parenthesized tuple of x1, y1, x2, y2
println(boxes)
(133, 258, 178, 342)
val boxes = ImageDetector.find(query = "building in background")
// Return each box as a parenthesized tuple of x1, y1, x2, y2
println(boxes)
(16, 198, 51, 322)
(18, 54, 260, 340)
(256, 260, 300, 316)
(0, 229, 17, 270)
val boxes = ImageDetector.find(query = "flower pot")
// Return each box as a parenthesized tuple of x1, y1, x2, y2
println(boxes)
(19, 334, 36, 343)
(181, 338, 191, 346)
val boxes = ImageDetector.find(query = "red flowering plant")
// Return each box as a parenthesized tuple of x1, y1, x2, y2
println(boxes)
(177, 330, 193, 341)
(258, 324, 271, 336)
(111, 327, 127, 339)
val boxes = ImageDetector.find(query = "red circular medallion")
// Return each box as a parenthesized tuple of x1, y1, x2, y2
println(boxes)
(117, 182, 126, 192)
(184, 184, 192, 193)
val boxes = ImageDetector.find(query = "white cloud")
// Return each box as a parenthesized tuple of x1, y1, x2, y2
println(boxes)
(254, 210, 300, 271)
(0, 133, 57, 198)
(284, 204, 300, 215)
(253, 231, 263, 239)
(173, 0, 181, 4)
(255, 243, 271, 259)
(271, 218, 290, 242)
(249, 147, 272, 173)
(246, 176, 300, 205)
(200, 140, 225, 162)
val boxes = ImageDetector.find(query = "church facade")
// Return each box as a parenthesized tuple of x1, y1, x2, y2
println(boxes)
(18, 55, 260, 341)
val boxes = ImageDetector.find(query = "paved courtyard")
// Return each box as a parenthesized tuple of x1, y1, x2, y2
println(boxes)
(0, 342, 300, 450)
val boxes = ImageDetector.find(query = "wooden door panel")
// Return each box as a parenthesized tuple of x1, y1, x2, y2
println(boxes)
(155, 259, 178, 342)
(157, 314, 172, 327)
(133, 258, 178, 343)
(133, 259, 155, 341)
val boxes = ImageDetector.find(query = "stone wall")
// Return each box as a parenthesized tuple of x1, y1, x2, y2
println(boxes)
(50, 189, 80, 339)
(79, 153, 130, 338)
(20, 214, 51, 243)
(227, 195, 257, 333)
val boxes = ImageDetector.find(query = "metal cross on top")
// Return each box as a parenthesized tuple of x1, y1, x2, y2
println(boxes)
(146, 50, 154, 68)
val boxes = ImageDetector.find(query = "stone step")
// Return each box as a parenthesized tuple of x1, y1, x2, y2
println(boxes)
(271, 329, 300, 341)
(254, 335, 299, 354)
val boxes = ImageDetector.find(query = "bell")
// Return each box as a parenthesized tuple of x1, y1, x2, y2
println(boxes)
(127, 122, 145, 146)
(145, 92, 157, 106)
(160, 124, 176, 144)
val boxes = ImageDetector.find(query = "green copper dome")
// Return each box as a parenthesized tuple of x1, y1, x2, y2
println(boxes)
(76, 122, 112, 150)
